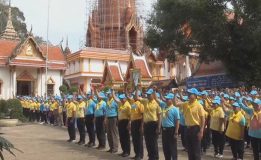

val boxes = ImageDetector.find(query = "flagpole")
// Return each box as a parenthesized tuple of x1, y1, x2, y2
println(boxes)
(45, 0, 50, 98)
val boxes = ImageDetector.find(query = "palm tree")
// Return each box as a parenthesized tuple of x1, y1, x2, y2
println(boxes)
(0, 136, 22, 160)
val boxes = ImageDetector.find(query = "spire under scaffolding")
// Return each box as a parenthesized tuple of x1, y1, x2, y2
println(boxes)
(86, 0, 145, 52)
(1, 0, 20, 41)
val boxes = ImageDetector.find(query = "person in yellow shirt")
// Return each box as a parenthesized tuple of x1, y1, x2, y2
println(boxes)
(139, 88, 161, 160)
(225, 102, 246, 160)
(175, 88, 205, 160)
(128, 90, 144, 160)
(29, 99, 36, 122)
(112, 91, 131, 157)
(35, 99, 41, 122)
(76, 95, 86, 145)
(209, 99, 225, 158)
(66, 95, 76, 142)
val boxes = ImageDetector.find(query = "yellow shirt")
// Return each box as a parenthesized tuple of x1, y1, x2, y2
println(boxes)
(77, 101, 86, 118)
(50, 102, 59, 111)
(210, 106, 225, 131)
(25, 101, 29, 109)
(20, 100, 25, 108)
(130, 100, 144, 121)
(118, 101, 131, 120)
(225, 111, 245, 140)
(67, 102, 76, 118)
(178, 99, 205, 126)
(29, 102, 36, 110)
(143, 99, 161, 123)
(35, 102, 40, 111)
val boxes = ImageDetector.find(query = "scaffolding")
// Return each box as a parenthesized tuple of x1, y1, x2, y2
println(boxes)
(85, 0, 147, 51)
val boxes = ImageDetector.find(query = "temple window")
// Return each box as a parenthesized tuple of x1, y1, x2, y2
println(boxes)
(47, 78, 55, 96)
(129, 27, 137, 51)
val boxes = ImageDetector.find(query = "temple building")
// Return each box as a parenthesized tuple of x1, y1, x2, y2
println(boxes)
(0, 5, 66, 99)
(65, 0, 198, 92)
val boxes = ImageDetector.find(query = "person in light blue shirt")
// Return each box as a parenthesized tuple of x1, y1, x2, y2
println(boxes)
(84, 92, 97, 147)
(105, 89, 119, 153)
(161, 93, 180, 160)
(94, 92, 107, 149)
(240, 99, 261, 160)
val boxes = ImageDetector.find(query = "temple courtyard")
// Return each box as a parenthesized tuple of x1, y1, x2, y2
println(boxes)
(1, 124, 254, 160)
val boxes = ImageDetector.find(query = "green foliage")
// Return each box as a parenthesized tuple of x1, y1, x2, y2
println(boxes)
(0, 136, 22, 160)
(0, 100, 7, 118)
(6, 99, 25, 121)
(59, 85, 68, 94)
(69, 86, 78, 94)
(0, 3, 27, 39)
(146, 0, 261, 86)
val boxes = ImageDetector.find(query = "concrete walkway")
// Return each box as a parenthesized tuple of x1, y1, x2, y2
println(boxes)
(1, 124, 254, 160)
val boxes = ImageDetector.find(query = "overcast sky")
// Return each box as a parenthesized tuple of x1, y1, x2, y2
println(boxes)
(12, 0, 156, 52)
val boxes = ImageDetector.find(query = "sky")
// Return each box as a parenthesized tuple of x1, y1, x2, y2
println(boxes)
(12, 0, 156, 52)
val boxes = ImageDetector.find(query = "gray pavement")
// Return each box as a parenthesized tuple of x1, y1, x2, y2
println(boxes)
(1, 124, 254, 160)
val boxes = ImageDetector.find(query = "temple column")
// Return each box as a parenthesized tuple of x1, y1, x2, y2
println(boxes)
(13, 67, 16, 98)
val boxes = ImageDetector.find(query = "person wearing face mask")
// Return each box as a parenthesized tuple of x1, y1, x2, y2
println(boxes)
(225, 102, 246, 160)
(241, 99, 261, 160)
(175, 88, 205, 160)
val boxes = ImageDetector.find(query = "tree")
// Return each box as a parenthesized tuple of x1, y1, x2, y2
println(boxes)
(0, 2, 27, 39)
(145, 0, 261, 86)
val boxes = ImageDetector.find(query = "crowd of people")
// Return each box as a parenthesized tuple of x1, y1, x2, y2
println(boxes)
(18, 86, 261, 160)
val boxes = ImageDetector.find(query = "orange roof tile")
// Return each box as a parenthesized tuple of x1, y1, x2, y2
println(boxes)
(40, 45, 65, 61)
(0, 39, 19, 57)
(109, 65, 124, 82)
(10, 59, 46, 67)
(134, 59, 151, 79)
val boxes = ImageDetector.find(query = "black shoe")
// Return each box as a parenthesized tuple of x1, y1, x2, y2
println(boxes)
(98, 146, 105, 150)
(107, 149, 112, 153)
(111, 150, 118, 154)
(67, 139, 72, 142)
(122, 153, 129, 157)
(118, 152, 124, 156)
(88, 143, 95, 148)
(78, 141, 85, 145)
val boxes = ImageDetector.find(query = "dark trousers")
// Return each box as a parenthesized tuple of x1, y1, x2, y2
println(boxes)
(35, 110, 40, 122)
(49, 111, 54, 124)
(179, 125, 188, 150)
(107, 117, 119, 152)
(211, 130, 225, 155)
(63, 111, 67, 126)
(29, 110, 35, 122)
(67, 117, 76, 140)
(187, 125, 201, 160)
(251, 137, 261, 160)
(23, 108, 26, 117)
(229, 138, 244, 159)
(118, 119, 130, 154)
(85, 114, 95, 144)
(162, 127, 177, 160)
(245, 127, 250, 146)
(41, 111, 47, 123)
(201, 128, 208, 152)
(95, 116, 105, 147)
(144, 121, 159, 160)
(77, 118, 86, 143)
(131, 119, 143, 158)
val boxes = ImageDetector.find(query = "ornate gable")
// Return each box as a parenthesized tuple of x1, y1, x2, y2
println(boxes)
(17, 71, 35, 81)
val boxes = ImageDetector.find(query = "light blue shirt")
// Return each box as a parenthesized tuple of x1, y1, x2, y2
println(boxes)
(106, 99, 118, 117)
(94, 100, 106, 117)
(162, 106, 180, 128)
(85, 99, 96, 115)
(240, 103, 261, 138)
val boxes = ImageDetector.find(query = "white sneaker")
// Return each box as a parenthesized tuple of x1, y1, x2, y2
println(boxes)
(214, 153, 220, 158)
(217, 154, 223, 158)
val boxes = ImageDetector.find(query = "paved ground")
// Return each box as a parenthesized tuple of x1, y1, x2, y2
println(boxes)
(1, 124, 254, 160)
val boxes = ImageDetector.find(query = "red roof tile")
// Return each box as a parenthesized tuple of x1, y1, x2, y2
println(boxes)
(0, 39, 19, 57)
(10, 59, 46, 67)
(109, 65, 124, 82)
(40, 45, 65, 61)
(134, 59, 152, 79)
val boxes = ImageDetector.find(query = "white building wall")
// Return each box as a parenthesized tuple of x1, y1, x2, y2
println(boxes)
(0, 67, 11, 99)
(90, 59, 104, 72)
(47, 70, 62, 96)
(118, 61, 128, 75)
(75, 60, 80, 73)
(83, 59, 89, 72)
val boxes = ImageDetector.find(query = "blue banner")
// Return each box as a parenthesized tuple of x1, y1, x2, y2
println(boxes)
(186, 74, 238, 88)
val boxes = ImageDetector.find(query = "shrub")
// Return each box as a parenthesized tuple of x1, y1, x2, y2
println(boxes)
(69, 86, 78, 94)
(0, 99, 7, 118)
(6, 99, 25, 121)
(59, 85, 68, 94)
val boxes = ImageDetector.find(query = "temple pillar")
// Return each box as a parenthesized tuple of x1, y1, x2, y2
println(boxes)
(12, 67, 16, 98)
